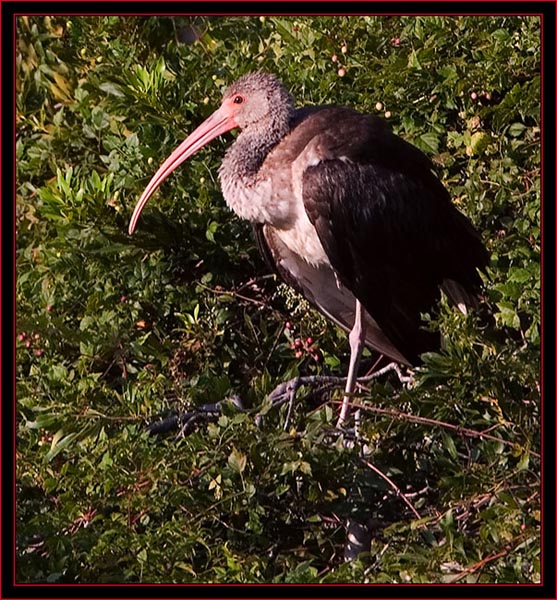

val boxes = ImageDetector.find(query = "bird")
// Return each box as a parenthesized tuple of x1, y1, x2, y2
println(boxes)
(129, 71, 489, 426)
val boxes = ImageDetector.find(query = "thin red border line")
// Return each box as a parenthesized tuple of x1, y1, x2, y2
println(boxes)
(9, 10, 549, 14)
(0, 4, 2, 593)
(11, 12, 545, 590)
(3, 0, 555, 2)
(11, 12, 547, 592)
(539, 7, 545, 591)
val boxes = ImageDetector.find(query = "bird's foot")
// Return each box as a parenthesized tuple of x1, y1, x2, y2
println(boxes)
(259, 376, 301, 430)
(391, 363, 415, 385)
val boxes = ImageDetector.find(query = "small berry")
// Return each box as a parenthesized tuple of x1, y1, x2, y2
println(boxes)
(470, 91, 478, 100)
(384, 111, 392, 119)
(120, 295, 127, 303)
(18, 333, 26, 341)
(295, 350, 303, 358)
(294, 338, 302, 349)
(375, 102, 383, 111)
(285, 321, 292, 330)
(331, 54, 338, 62)
(337, 68, 346, 77)
(485, 92, 492, 100)
(34, 349, 43, 357)
(341, 44, 347, 54)
(25, 340, 32, 348)
(46, 305, 52, 312)
(34, 333, 40, 340)
(306, 336, 313, 346)
(391, 37, 401, 47)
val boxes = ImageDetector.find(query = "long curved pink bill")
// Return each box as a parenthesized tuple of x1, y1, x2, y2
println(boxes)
(128, 106, 236, 234)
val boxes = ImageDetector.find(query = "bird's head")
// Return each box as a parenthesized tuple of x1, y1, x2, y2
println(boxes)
(128, 71, 294, 234)
(222, 71, 294, 131)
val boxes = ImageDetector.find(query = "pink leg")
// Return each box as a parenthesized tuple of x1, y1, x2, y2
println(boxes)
(337, 300, 366, 428)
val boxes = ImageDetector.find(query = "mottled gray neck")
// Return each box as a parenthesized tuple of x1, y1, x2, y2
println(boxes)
(220, 109, 292, 182)
(217, 122, 291, 224)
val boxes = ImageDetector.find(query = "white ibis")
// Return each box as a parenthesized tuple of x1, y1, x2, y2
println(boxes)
(129, 71, 488, 427)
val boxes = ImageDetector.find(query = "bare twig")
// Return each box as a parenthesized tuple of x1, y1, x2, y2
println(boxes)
(233, 274, 276, 292)
(333, 400, 540, 459)
(196, 281, 269, 308)
(360, 459, 422, 520)
(447, 534, 530, 583)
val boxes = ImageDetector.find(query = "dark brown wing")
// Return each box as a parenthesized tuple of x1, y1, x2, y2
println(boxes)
(298, 109, 488, 364)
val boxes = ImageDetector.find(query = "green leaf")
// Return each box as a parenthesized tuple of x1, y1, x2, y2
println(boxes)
(417, 132, 440, 154)
(442, 432, 458, 460)
(228, 447, 247, 474)
(469, 132, 490, 155)
(99, 81, 126, 97)
(508, 122, 527, 137)
(407, 49, 422, 69)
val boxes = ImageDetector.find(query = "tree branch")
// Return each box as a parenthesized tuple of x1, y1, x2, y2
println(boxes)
(334, 400, 540, 459)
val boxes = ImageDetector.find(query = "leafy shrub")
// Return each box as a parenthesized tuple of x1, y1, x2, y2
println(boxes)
(16, 15, 540, 583)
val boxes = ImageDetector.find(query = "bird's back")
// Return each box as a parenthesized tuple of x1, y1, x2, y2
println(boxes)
(260, 106, 489, 364)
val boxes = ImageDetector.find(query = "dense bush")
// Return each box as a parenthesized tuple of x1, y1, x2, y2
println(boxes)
(16, 16, 541, 583)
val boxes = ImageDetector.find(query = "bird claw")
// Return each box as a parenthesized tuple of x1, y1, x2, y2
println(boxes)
(262, 377, 301, 430)
(391, 363, 415, 385)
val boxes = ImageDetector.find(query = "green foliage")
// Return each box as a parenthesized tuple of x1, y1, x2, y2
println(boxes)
(16, 16, 540, 583)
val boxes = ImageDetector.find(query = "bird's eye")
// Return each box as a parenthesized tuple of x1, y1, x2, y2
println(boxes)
(233, 95, 244, 104)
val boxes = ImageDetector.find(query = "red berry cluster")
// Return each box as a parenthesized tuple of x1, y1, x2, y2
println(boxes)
(17, 331, 43, 356)
(285, 321, 321, 362)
